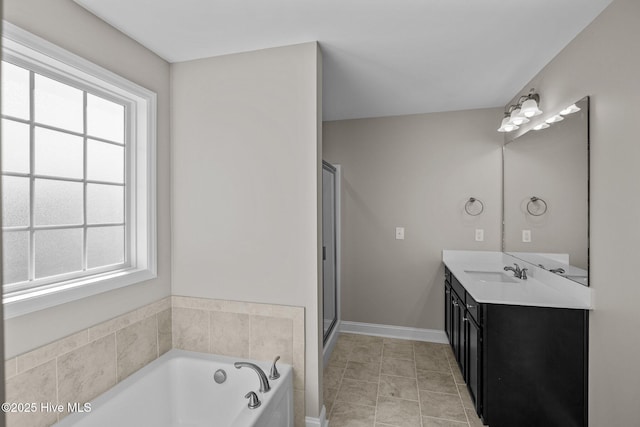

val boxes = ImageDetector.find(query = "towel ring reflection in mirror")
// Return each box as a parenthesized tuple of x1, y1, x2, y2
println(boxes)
(527, 196, 548, 216)
(465, 197, 484, 216)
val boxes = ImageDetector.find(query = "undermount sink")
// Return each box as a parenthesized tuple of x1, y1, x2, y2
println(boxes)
(465, 270, 520, 284)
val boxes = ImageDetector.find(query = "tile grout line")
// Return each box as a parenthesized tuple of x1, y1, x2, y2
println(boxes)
(447, 350, 471, 427)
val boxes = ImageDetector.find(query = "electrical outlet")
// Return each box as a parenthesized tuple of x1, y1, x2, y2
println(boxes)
(475, 229, 484, 242)
(395, 227, 405, 240)
(522, 229, 532, 243)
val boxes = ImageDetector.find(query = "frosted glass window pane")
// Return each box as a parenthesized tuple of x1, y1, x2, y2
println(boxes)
(2, 176, 30, 227)
(87, 184, 124, 224)
(35, 127, 84, 179)
(35, 228, 82, 278)
(3, 231, 29, 285)
(1, 61, 30, 119)
(34, 74, 83, 132)
(34, 179, 83, 226)
(87, 94, 124, 143)
(1, 119, 30, 173)
(87, 140, 124, 183)
(87, 226, 124, 268)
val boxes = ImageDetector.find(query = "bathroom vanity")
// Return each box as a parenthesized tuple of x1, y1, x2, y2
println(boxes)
(443, 250, 591, 427)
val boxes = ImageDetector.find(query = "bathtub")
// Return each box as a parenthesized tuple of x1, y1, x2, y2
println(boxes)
(55, 349, 293, 427)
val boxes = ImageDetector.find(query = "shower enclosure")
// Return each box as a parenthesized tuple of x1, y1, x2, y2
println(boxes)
(322, 161, 338, 343)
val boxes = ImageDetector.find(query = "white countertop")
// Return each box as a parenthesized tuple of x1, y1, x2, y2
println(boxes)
(442, 250, 592, 310)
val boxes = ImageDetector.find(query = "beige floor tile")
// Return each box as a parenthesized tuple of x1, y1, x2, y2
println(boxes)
(417, 369, 458, 394)
(375, 397, 421, 427)
(330, 401, 376, 427)
(343, 361, 381, 383)
(335, 378, 378, 406)
(379, 374, 419, 401)
(383, 342, 414, 360)
(343, 334, 384, 346)
(450, 361, 465, 384)
(419, 390, 467, 423)
(415, 351, 451, 372)
(466, 408, 485, 427)
(325, 365, 346, 389)
(414, 341, 449, 355)
(457, 384, 474, 410)
(350, 344, 383, 364)
(381, 357, 416, 378)
(325, 387, 338, 415)
(422, 416, 469, 426)
(383, 337, 417, 346)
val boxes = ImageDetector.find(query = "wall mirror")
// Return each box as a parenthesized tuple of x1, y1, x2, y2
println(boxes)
(503, 96, 589, 286)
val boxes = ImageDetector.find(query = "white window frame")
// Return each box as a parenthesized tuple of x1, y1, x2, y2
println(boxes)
(2, 22, 157, 318)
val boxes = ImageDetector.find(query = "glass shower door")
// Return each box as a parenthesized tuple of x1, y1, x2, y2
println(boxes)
(322, 161, 337, 343)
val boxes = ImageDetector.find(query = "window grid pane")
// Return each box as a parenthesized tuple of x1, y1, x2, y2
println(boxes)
(1, 62, 128, 288)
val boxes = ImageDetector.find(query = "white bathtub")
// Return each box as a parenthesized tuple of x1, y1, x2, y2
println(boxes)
(55, 349, 293, 427)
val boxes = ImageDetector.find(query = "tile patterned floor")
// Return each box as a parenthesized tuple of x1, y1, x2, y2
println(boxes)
(324, 333, 486, 427)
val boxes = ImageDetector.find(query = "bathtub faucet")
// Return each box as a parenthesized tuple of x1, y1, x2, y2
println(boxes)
(234, 362, 271, 393)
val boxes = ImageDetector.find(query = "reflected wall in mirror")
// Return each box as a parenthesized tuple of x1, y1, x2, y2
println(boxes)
(503, 96, 589, 286)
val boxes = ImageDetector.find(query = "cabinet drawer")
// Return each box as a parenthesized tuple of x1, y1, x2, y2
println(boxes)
(465, 293, 480, 324)
(451, 274, 466, 304)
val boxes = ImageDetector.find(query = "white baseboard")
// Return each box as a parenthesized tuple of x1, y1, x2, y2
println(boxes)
(322, 320, 341, 368)
(339, 321, 448, 343)
(305, 405, 328, 427)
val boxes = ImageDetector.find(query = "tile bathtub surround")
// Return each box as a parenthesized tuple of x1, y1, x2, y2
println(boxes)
(4, 297, 172, 427)
(171, 295, 306, 427)
(3, 295, 306, 427)
(325, 333, 485, 427)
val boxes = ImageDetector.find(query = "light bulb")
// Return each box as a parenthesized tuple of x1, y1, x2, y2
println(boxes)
(533, 123, 550, 130)
(520, 98, 543, 118)
(545, 115, 564, 124)
(498, 116, 519, 132)
(560, 104, 580, 115)
(508, 108, 530, 126)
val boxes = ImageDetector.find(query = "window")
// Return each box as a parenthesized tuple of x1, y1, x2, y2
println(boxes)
(1, 23, 156, 318)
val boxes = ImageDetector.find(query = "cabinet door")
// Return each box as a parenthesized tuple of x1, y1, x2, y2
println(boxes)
(451, 291, 464, 371)
(465, 315, 482, 416)
(445, 284, 452, 340)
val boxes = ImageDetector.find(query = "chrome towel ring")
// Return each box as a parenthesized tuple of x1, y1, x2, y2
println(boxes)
(465, 197, 484, 216)
(527, 196, 547, 216)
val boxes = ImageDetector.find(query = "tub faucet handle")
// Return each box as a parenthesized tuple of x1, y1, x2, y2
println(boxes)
(244, 391, 261, 409)
(269, 356, 281, 380)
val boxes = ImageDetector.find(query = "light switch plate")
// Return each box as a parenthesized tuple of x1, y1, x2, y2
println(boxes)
(475, 229, 484, 242)
(395, 227, 405, 240)
(522, 229, 531, 243)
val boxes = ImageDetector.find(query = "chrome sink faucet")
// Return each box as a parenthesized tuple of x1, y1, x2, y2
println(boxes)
(504, 263, 528, 280)
(234, 362, 271, 393)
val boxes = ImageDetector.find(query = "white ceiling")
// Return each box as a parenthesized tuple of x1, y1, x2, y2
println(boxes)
(75, 0, 612, 121)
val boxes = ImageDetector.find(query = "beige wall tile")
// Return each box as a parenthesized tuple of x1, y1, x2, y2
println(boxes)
(172, 307, 209, 352)
(5, 360, 57, 427)
(157, 309, 172, 356)
(210, 311, 250, 357)
(250, 315, 293, 371)
(57, 335, 117, 413)
(17, 330, 88, 373)
(88, 310, 142, 342)
(5, 358, 17, 379)
(294, 388, 305, 427)
(116, 316, 158, 381)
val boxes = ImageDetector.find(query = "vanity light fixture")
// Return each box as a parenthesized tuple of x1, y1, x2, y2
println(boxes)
(498, 89, 542, 132)
(533, 123, 550, 131)
(545, 114, 564, 124)
(560, 103, 581, 115)
(498, 113, 519, 132)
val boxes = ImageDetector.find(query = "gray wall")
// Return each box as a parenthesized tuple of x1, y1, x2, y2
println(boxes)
(505, 0, 640, 423)
(323, 108, 503, 330)
(3, 0, 172, 357)
(170, 42, 323, 418)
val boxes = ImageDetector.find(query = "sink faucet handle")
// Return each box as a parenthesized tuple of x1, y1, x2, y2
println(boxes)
(269, 355, 281, 380)
(244, 391, 261, 409)
(521, 268, 528, 280)
(513, 263, 521, 274)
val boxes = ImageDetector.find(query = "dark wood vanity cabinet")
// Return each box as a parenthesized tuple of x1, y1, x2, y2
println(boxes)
(444, 267, 588, 427)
